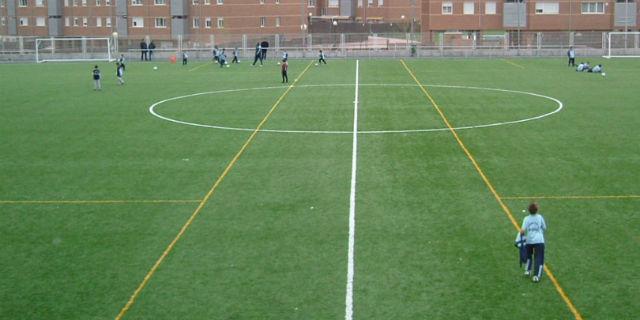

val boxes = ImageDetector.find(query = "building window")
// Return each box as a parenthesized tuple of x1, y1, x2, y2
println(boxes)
(485, 1, 496, 14)
(0, 0, 4, 7)
(132, 17, 143, 27)
(463, 1, 474, 14)
(367, 0, 373, 6)
(217, 17, 224, 28)
(581, 2, 604, 14)
(442, 1, 453, 14)
(154, 0, 164, 4)
(204, 0, 210, 4)
(275, 0, 279, 4)
(72, 0, 77, 6)
(535, 2, 559, 14)
(64, 0, 68, 6)
(275, 16, 280, 27)
(36, 16, 46, 26)
(35, 0, 44, 6)
(205, 17, 212, 28)
(82, 0, 86, 5)
(73, 17, 79, 26)
(308, 0, 315, 6)
(132, 0, 142, 5)
(260, 16, 266, 27)
(155, 17, 167, 28)
(216, 0, 222, 3)
(105, 0, 110, 5)
(65, 17, 69, 26)
(96, 0, 100, 5)
(19, 17, 28, 26)
(96, 17, 102, 26)
(328, 0, 338, 7)
(19, 0, 27, 7)
(193, 17, 200, 28)
(192, 0, 198, 4)
(1, 17, 4, 26)
(82, 17, 87, 26)
(106, 17, 111, 26)
(358, 0, 362, 7)
(259, 0, 264, 4)
(378, 0, 383, 6)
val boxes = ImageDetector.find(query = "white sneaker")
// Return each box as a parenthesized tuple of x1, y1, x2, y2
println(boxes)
(532, 276, 540, 282)
(524, 271, 531, 277)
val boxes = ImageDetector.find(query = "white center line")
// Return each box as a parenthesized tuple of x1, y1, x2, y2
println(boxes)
(345, 60, 359, 320)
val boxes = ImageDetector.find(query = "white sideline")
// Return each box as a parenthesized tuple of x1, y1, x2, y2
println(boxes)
(345, 60, 359, 320)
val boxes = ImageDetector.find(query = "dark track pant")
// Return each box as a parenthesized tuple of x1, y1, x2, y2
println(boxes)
(525, 243, 545, 278)
(253, 54, 263, 65)
(282, 71, 288, 83)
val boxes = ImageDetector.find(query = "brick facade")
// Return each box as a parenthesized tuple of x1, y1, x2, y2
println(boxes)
(1, 0, 638, 38)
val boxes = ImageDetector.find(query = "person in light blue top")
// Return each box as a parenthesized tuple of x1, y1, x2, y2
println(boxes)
(520, 203, 546, 282)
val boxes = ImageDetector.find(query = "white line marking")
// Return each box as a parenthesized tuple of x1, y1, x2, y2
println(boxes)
(345, 60, 359, 320)
(148, 84, 564, 134)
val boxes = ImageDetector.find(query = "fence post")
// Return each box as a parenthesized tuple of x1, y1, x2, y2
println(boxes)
(19, 36, 24, 55)
(242, 34, 247, 58)
(308, 34, 313, 51)
(438, 32, 443, 56)
(569, 31, 574, 47)
(275, 34, 280, 53)
(536, 32, 542, 50)
(340, 33, 345, 57)
(50, 36, 55, 54)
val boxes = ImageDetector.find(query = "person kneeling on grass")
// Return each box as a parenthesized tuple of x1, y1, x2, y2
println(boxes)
(521, 203, 547, 283)
(590, 64, 603, 73)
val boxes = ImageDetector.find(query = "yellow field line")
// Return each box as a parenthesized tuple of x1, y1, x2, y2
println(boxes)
(188, 61, 213, 72)
(0, 199, 201, 205)
(400, 59, 583, 320)
(114, 60, 314, 320)
(502, 195, 640, 200)
(502, 59, 525, 69)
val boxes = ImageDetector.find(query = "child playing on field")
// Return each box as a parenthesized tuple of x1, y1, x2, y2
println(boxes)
(92, 65, 102, 90)
(116, 62, 125, 85)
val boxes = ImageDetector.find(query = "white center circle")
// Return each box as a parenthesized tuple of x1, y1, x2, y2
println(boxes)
(149, 84, 563, 134)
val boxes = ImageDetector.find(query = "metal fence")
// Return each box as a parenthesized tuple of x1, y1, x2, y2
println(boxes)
(2, 30, 639, 62)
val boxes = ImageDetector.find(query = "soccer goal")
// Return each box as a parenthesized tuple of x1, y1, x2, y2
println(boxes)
(35, 37, 114, 63)
(604, 31, 640, 58)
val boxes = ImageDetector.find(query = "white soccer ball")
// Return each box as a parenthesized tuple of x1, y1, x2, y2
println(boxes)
(226, 64, 230, 68)
(153, 66, 158, 70)
(601, 72, 606, 77)
(315, 63, 319, 66)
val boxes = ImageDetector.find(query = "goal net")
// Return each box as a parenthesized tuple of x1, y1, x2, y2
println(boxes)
(604, 32, 640, 58)
(35, 37, 114, 63)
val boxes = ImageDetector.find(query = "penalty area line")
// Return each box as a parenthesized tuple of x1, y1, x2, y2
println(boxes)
(114, 60, 314, 320)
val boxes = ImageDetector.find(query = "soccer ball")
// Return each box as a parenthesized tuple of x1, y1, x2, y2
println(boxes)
(153, 66, 158, 70)
(315, 63, 319, 66)
(226, 64, 230, 68)
(601, 72, 606, 77)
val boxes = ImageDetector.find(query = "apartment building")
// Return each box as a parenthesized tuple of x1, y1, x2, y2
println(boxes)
(421, 0, 637, 32)
(0, 0, 637, 38)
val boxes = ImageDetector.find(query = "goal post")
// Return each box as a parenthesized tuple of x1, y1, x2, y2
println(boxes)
(35, 37, 114, 63)
(604, 31, 640, 58)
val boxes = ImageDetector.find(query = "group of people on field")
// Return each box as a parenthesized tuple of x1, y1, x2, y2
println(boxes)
(567, 46, 604, 73)
(139, 40, 156, 61)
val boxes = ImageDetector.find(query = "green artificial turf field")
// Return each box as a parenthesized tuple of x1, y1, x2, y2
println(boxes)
(0, 57, 638, 319)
